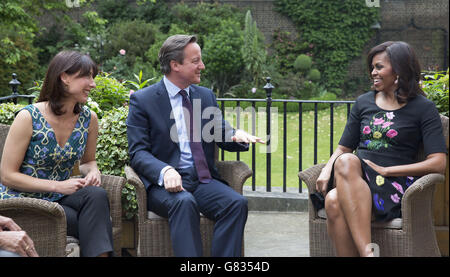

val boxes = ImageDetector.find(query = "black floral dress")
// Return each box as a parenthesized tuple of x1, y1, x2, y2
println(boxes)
(337, 91, 446, 222)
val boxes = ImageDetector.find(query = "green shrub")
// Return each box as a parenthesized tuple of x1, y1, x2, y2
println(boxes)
(308, 69, 321, 82)
(96, 106, 136, 219)
(170, 3, 244, 44)
(294, 54, 312, 71)
(0, 103, 26, 125)
(422, 70, 449, 116)
(96, 107, 129, 176)
(103, 19, 159, 67)
(275, 0, 379, 95)
(202, 19, 244, 97)
(89, 73, 130, 118)
(276, 52, 321, 99)
(0, 32, 39, 97)
(242, 10, 267, 89)
(270, 30, 310, 77)
(102, 54, 132, 82)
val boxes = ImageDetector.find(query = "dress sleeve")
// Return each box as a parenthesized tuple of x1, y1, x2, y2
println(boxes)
(420, 100, 447, 156)
(338, 98, 361, 150)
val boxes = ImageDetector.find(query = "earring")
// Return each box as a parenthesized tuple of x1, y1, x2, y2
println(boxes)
(394, 76, 399, 84)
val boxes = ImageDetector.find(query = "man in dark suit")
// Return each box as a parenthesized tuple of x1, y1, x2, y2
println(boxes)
(126, 35, 263, 256)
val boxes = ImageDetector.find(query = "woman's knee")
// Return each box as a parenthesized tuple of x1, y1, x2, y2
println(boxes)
(82, 186, 109, 202)
(334, 153, 360, 177)
(325, 189, 342, 222)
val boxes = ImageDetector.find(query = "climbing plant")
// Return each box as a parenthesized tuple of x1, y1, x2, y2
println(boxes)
(275, 0, 379, 96)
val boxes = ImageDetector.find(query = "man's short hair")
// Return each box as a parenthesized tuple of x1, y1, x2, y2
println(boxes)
(158, 35, 197, 74)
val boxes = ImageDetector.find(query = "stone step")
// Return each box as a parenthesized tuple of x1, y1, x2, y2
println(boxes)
(243, 186, 309, 212)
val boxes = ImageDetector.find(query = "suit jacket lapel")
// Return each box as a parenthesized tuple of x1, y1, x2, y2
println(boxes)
(155, 80, 179, 144)
(189, 86, 205, 131)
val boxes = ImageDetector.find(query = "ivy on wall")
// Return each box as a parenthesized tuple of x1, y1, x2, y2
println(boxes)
(275, 0, 379, 95)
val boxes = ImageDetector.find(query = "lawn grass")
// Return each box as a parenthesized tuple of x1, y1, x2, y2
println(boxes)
(222, 104, 349, 191)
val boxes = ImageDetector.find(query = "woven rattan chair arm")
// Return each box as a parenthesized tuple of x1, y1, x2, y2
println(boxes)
(0, 197, 65, 218)
(216, 161, 252, 194)
(298, 163, 326, 194)
(124, 166, 148, 222)
(101, 174, 126, 227)
(401, 173, 445, 230)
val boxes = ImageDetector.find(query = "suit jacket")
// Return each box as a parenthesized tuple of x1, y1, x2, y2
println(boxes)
(126, 79, 249, 190)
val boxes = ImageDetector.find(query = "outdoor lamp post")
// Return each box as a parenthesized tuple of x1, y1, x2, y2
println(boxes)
(263, 77, 274, 192)
(9, 73, 21, 95)
(371, 21, 381, 44)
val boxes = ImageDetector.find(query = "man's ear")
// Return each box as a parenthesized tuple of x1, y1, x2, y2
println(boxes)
(170, 60, 180, 73)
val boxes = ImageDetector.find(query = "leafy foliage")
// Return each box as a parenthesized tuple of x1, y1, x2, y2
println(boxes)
(422, 70, 449, 116)
(270, 30, 310, 77)
(0, 0, 73, 94)
(88, 73, 130, 118)
(242, 11, 267, 89)
(0, 103, 25, 125)
(103, 20, 159, 67)
(202, 19, 244, 96)
(275, 0, 379, 95)
(96, 106, 137, 219)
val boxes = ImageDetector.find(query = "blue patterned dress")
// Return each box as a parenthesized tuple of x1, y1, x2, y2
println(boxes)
(0, 104, 91, 202)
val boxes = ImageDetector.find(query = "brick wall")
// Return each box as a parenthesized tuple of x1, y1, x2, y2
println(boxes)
(167, 0, 449, 94)
(348, 0, 449, 95)
(166, 0, 298, 44)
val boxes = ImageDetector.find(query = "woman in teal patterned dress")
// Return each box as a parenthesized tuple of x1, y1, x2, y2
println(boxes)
(316, 41, 447, 257)
(0, 51, 113, 257)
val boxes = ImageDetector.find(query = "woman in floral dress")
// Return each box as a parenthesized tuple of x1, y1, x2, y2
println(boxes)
(316, 41, 447, 257)
(0, 51, 113, 257)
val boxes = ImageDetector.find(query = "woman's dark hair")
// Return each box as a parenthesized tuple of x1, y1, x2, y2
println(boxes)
(367, 41, 425, 103)
(38, 51, 98, 115)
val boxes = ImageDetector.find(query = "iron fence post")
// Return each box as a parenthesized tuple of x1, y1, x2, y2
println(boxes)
(9, 73, 21, 104)
(263, 77, 274, 192)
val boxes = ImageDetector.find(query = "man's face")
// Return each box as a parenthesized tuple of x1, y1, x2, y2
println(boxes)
(173, 42, 205, 87)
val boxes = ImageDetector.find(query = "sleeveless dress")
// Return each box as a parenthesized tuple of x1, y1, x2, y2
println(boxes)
(337, 91, 447, 222)
(0, 104, 91, 202)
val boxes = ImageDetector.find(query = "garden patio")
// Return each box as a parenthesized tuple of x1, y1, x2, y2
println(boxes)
(1, 0, 448, 259)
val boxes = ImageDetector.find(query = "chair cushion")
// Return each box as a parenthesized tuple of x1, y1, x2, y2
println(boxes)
(371, 218, 402, 229)
(317, 208, 327, 219)
(66, 236, 80, 257)
(147, 211, 206, 219)
(147, 211, 165, 219)
(316, 208, 402, 229)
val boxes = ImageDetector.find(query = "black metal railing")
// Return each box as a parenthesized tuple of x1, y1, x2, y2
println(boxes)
(0, 73, 36, 104)
(217, 78, 355, 193)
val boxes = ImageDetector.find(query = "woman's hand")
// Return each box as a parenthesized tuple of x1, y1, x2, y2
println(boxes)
(363, 159, 387, 176)
(84, 169, 101, 187)
(316, 168, 331, 196)
(56, 178, 86, 195)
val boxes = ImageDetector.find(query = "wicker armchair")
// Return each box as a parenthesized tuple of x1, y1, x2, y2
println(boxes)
(124, 159, 252, 257)
(0, 123, 126, 257)
(298, 114, 449, 257)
